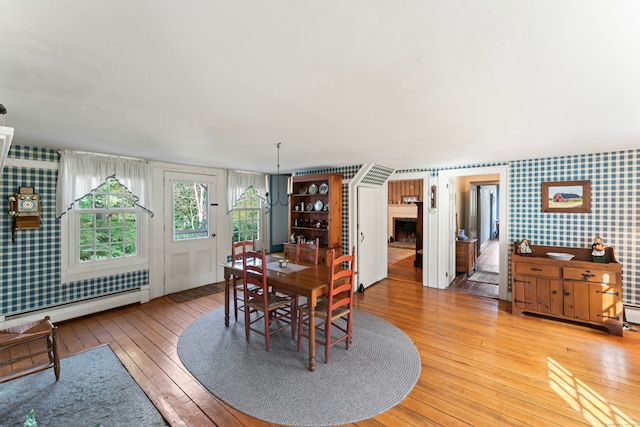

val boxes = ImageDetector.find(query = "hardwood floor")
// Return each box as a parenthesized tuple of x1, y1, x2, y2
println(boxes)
(8, 270, 640, 426)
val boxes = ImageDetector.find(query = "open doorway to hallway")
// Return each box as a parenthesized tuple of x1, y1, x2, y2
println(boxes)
(447, 175, 500, 298)
(447, 238, 498, 298)
(438, 165, 508, 300)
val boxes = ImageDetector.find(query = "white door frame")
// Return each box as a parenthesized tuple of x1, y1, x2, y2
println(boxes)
(164, 171, 219, 294)
(386, 171, 433, 287)
(148, 163, 226, 300)
(438, 165, 509, 300)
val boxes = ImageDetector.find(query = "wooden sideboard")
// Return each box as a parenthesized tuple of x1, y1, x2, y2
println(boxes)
(511, 243, 623, 336)
(456, 238, 477, 277)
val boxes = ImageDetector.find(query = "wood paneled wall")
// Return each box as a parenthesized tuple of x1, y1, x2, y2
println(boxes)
(388, 180, 423, 204)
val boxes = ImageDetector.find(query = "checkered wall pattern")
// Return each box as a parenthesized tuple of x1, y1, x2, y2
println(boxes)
(509, 149, 639, 306)
(1, 145, 148, 317)
(296, 165, 362, 180)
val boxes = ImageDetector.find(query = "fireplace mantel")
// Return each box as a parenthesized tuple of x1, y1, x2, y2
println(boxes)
(388, 204, 417, 240)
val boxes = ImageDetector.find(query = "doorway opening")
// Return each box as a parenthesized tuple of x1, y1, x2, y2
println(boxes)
(448, 175, 501, 298)
(387, 179, 423, 283)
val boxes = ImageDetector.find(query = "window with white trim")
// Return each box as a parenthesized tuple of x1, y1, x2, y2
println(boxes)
(232, 188, 260, 242)
(62, 177, 148, 281)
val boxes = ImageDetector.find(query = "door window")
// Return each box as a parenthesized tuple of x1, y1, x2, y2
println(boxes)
(172, 181, 209, 240)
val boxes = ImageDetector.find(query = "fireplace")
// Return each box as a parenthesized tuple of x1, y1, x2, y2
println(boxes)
(393, 218, 417, 243)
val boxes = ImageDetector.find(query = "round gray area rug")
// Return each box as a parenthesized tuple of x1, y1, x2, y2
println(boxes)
(177, 308, 420, 426)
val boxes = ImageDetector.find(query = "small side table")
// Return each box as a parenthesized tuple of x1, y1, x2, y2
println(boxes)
(456, 238, 478, 277)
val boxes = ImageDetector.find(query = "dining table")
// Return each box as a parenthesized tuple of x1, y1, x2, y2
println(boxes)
(222, 255, 330, 372)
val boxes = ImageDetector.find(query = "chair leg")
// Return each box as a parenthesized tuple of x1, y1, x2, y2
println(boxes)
(290, 297, 298, 340)
(264, 311, 271, 352)
(325, 318, 331, 363)
(233, 280, 239, 322)
(297, 306, 304, 352)
(346, 313, 353, 350)
(51, 327, 60, 381)
(244, 302, 251, 342)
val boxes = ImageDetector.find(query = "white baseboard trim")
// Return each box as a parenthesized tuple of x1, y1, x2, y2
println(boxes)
(0, 288, 147, 329)
(625, 306, 640, 325)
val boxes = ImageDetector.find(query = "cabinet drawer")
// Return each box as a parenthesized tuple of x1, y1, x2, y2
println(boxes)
(514, 263, 561, 278)
(563, 267, 617, 284)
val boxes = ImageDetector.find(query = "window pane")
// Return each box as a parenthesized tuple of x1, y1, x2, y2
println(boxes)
(96, 214, 109, 228)
(124, 243, 136, 256)
(79, 214, 94, 228)
(80, 246, 94, 262)
(80, 229, 94, 245)
(172, 181, 208, 240)
(96, 229, 110, 243)
(96, 245, 109, 260)
(77, 196, 93, 210)
(108, 194, 122, 208)
(111, 229, 124, 243)
(94, 194, 107, 208)
(109, 213, 123, 227)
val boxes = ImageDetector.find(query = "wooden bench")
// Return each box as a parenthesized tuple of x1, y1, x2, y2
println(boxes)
(0, 316, 60, 383)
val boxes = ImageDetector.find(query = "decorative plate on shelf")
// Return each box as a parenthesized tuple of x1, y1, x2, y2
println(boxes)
(299, 186, 308, 195)
(314, 200, 324, 211)
(319, 183, 329, 194)
(308, 184, 318, 194)
(547, 252, 575, 261)
(306, 202, 314, 211)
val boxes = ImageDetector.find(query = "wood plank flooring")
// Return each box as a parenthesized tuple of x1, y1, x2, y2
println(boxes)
(6, 264, 640, 426)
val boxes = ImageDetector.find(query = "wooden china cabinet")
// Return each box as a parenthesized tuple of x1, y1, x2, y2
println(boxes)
(511, 243, 623, 336)
(283, 173, 342, 265)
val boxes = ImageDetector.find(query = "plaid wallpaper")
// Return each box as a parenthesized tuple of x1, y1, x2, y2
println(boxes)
(1, 145, 148, 317)
(509, 149, 639, 306)
(3, 144, 638, 314)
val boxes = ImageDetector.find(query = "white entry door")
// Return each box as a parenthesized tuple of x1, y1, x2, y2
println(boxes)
(164, 172, 218, 294)
(357, 186, 381, 290)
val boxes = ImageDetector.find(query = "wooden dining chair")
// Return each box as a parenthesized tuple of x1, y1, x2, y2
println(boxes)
(232, 239, 256, 321)
(297, 246, 356, 363)
(243, 248, 297, 351)
(296, 236, 320, 265)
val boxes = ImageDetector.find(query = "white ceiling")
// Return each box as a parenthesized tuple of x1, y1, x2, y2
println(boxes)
(2, 1, 640, 174)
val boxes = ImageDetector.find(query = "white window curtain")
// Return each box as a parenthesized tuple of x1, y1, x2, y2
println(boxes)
(227, 170, 268, 212)
(0, 126, 14, 178)
(227, 170, 270, 250)
(56, 150, 154, 218)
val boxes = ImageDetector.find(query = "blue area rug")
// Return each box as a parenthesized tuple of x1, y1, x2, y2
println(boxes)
(0, 345, 167, 427)
(178, 308, 421, 426)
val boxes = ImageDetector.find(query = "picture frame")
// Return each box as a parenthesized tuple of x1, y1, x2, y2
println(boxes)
(541, 180, 590, 213)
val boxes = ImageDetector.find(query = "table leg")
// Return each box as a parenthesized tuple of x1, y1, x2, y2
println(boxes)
(224, 273, 230, 327)
(308, 291, 317, 372)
